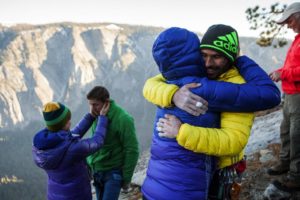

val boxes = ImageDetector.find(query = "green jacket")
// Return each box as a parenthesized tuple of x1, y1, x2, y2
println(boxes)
(86, 100, 139, 184)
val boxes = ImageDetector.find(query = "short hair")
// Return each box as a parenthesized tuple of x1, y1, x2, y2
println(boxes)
(86, 86, 110, 102)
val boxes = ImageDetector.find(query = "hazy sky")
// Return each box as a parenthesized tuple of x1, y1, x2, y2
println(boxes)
(1, 0, 297, 38)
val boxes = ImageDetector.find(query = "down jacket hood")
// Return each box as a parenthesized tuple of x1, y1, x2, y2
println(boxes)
(152, 27, 206, 80)
(32, 129, 72, 170)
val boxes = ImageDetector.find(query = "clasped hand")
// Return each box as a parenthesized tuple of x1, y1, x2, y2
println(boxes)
(156, 114, 182, 138)
(173, 83, 208, 116)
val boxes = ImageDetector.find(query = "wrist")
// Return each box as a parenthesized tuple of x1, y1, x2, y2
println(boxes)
(171, 89, 179, 106)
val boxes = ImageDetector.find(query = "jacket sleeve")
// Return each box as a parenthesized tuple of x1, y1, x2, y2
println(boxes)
(71, 113, 96, 138)
(231, 55, 281, 111)
(277, 44, 300, 81)
(278, 67, 300, 81)
(143, 57, 281, 112)
(118, 115, 139, 184)
(200, 56, 281, 111)
(176, 112, 254, 156)
(69, 116, 108, 159)
(143, 74, 179, 107)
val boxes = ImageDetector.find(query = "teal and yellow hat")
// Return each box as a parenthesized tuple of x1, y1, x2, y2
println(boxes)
(43, 102, 71, 132)
(200, 24, 239, 63)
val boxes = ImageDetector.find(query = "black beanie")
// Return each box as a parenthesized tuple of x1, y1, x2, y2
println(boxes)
(200, 24, 239, 63)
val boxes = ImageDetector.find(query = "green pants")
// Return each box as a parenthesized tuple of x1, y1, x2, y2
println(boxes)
(279, 93, 300, 182)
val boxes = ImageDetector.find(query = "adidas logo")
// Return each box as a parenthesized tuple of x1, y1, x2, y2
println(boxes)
(213, 31, 238, 53)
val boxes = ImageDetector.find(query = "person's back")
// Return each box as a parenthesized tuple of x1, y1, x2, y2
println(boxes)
(142, 27, 224, 200)
(32, 102, 108, 200)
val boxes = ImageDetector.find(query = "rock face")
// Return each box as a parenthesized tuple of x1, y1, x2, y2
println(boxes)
(0, 23, 288, 134)
(0, 23, 162, 149)
(0, 22, 291, 200)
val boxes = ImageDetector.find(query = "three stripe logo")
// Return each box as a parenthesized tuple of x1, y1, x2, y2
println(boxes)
(213, 31, 238, 53)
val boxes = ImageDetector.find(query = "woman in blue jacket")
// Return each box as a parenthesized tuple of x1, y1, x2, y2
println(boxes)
(32, 101, 109, 200)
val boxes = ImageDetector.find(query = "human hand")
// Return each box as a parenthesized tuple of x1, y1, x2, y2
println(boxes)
(90, 109, 99, 117)
(100, 101, 110, 116)
(269, 71, 281, 82)
(172, 83, 208, 116)
(156, 114, 182, 138)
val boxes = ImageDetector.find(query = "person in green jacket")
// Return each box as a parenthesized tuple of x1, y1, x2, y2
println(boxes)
(86, 86, 139, 200)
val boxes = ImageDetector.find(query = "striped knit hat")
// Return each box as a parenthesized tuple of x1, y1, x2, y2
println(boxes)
(43, 102, 71, 132)
(200, 24, 239, 63)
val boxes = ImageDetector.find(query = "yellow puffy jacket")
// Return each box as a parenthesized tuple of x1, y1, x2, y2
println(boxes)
(143, 68, 254, 168)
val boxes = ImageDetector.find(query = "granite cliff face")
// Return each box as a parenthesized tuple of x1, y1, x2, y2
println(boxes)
(0, 23, 288, 131)
(0, 22, 290, 200)
(0, 23, 162, 150)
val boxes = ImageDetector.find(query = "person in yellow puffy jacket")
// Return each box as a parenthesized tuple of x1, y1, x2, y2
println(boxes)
(143, 24, 281, 200)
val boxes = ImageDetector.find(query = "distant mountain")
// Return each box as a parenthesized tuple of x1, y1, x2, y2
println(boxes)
(0, 22, 290, 200)
(0, 23, 289, 133)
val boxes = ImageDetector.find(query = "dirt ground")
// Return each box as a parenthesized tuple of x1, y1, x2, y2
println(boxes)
(120, 143, 300, 200)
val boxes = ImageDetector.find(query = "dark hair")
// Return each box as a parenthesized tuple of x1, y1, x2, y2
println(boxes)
(293, 12, 300, 20)
(86, 86, 110, 102)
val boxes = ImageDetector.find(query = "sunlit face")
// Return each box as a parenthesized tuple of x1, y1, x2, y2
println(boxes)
(62, 119, 71, 131)
(286, 14, 300, 33)
(201, 49, 231, 79)
(88, 99, 105, 116)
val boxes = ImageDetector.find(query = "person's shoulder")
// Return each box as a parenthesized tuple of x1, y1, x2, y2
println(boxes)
(222, 67, 245, 84)
(110, 101, 134, 121)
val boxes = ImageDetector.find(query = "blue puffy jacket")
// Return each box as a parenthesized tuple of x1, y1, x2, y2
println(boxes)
(32, 114, 107, 200)
(143, 27, 219, 200)
(142, 27, 281, 200)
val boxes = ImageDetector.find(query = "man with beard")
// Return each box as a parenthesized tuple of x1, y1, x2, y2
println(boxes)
(143, 24, 280, 200)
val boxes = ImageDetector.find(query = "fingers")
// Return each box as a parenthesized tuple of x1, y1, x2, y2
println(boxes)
(156, 115, 181, 139)
(187, 92, 205, 103)
(100, 101, 110, 115)
(158, 132, 176, 138)
(177, 86, 208, 115)
(196, 101, 203, 108)
(164, 114, 177, 120)
(184, 82, 201, 89)
(163, 114, 181, 126)
(156, 118, 170, 134)
(158, 117, 171, 127)
(189, 94, 208, 107)
(188, 106, 207, 116)
(91, 110, 98, 117)
(183, 98, 208, 116)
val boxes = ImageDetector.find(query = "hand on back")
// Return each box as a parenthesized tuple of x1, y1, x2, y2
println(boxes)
(172, 83, 208, 116)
